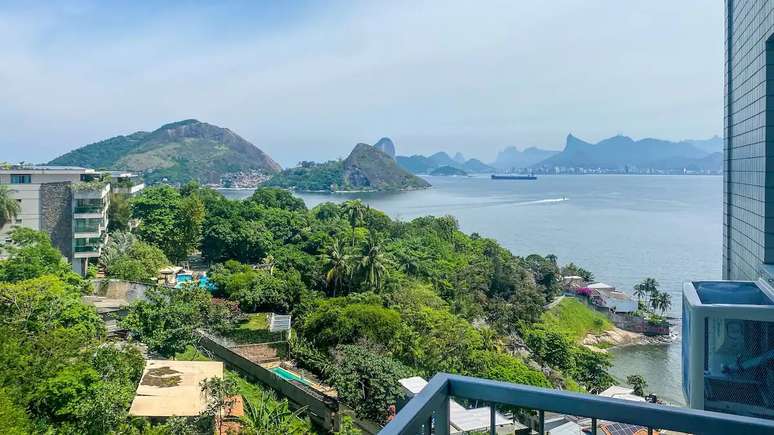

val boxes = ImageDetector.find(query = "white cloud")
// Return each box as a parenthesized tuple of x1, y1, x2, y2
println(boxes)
(0, 0, 723, 166)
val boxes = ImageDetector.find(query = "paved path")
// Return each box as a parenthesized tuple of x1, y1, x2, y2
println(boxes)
(544, 295, 565, 310)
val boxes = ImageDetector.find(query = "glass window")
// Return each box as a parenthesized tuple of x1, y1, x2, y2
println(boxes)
(10, 174, 31, 184)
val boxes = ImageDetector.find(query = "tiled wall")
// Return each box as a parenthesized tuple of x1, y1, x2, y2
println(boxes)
(724, 0, 774, 280)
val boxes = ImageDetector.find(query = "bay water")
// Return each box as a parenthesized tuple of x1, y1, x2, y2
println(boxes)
(221, 174, 722, 405)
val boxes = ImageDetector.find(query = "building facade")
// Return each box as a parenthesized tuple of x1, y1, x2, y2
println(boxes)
(0, 166, 142, 275)
(723, 0, 774, 282)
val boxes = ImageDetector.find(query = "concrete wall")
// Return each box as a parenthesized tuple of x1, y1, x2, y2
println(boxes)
(39, 182, 73, 259)
(0, 183, 41, 239)
(90, 279, 152, 302)
(197, 332, 340, 431)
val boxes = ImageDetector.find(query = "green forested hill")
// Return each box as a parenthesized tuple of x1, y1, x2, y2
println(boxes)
(265, 142, 431, 192)
(49, 120, 281, 184)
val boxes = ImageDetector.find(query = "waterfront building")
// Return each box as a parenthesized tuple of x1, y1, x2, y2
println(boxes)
(587, 283, 638, 314)
(0, 165, 142, 275)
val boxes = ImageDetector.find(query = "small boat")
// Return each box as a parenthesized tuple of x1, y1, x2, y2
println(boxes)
(491, 174, 537, 180)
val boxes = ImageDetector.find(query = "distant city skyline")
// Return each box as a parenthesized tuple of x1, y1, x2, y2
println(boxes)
(1, 1, 723, 167)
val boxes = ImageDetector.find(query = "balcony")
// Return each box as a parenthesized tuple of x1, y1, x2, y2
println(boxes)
(380, 374, 774, 435)
(73, 244, 101, 258)
(72, 181, 110, 199)
(111, 181, 145, 195)
(74, 205, 103, 214)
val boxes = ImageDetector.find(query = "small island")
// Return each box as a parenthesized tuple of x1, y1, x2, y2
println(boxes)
(264, 141, 431, 192)
(430, 165, 468, 177)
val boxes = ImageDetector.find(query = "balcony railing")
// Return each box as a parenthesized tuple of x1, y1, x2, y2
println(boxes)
(380, 374, 774, 435)
(74, 246, 100, 253)
(74, 205, 104, 214)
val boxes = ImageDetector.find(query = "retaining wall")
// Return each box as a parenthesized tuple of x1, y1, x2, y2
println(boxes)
(196, 332, 340, 431)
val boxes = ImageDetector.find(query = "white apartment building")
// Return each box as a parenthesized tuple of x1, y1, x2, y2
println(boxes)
(0, 165, 142, 275)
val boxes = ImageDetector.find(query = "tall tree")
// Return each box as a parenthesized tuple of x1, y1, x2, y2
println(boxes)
(655, 291, 672, 315)
(0, 185, 21, 229)
(341, 200, 366, 247)
(131, 186, 205, 263)
(357, 231, 388, 292)
(320, 238, 350, 297)
(171, 193, 205, 262)
(107, 193, 131, 232)
(634, 277, 659, 302)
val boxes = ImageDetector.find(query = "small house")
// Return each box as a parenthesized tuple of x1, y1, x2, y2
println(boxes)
(588, 283, 637, 314)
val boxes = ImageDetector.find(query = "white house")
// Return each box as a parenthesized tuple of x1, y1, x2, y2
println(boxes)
(588, 283, 638, 313)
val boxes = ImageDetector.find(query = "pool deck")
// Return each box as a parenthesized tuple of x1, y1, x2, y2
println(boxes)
(262, 360, 338, 397)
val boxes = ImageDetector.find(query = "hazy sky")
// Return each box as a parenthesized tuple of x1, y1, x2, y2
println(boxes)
(1, 1, 723, 167)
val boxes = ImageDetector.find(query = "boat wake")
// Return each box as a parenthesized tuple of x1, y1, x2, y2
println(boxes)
(513, 197, 568, 206)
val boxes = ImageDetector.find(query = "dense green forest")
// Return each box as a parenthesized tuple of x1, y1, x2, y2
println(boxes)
(118, 185, 610, 424)
(263, 160, 346, 191)
(0, 184, 608, 433)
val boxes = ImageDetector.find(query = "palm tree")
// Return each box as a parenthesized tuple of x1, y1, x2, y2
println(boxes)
(320, 238, 350, 297)
(655, 291, 672, 315)
(0, 185, 21, 229)
(99, 230, 137, 271)
(341, 200, 366, 247)
(261, 255, 276, 275)
(634, 277, 659, 305)
(358, 231, 388, 291)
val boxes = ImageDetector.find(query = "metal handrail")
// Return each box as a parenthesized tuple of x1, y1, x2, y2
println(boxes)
(380, 373, 774, 435)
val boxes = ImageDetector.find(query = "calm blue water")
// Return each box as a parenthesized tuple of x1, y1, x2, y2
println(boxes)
(220, 174, 723, 404)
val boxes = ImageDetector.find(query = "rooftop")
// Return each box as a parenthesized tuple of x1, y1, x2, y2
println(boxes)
(399, 376, 517, 433)
(129, 360, 223, 417)
(0, 165, 94, 173)
(588, 282, 615, 289)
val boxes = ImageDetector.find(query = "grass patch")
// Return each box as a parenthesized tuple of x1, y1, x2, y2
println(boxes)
(175, 345, 211, 361)
(224, 313, 285, 344)
(539, 298, 613, 341)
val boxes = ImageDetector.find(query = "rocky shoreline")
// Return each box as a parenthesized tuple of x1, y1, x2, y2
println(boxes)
(583, 326, 675, 352)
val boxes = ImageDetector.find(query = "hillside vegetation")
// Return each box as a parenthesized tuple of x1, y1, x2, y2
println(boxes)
(49, 119, 281, 184)
(539, 297, 613, 341)
(266, 143, 430, 192)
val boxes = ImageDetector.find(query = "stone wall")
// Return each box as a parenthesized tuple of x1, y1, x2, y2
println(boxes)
(39, 182, 73, 259)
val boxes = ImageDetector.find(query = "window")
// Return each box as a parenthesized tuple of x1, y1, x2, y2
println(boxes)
(10, 174, 31, 184)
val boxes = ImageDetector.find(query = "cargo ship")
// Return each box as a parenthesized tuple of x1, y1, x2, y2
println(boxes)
(491, 174, 537, 180)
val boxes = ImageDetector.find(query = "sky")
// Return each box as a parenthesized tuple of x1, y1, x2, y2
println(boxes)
(0, 1, 724, 167)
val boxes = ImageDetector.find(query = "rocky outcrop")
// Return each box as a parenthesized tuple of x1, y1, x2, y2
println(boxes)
(373, 137, 396, 159)
(342, 143, 430, 191)
(582, 327, 643, 351)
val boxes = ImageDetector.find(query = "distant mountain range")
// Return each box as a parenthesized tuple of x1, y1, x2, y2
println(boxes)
(265, 139, 430, 192)
(492, 147, 559, 170)
(535, 134, 722, 170)
(397, 152, 496, 174)
(49, 119, 281, 184)
(49, 123, 723, 188)
(400, 134, 723, 173)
